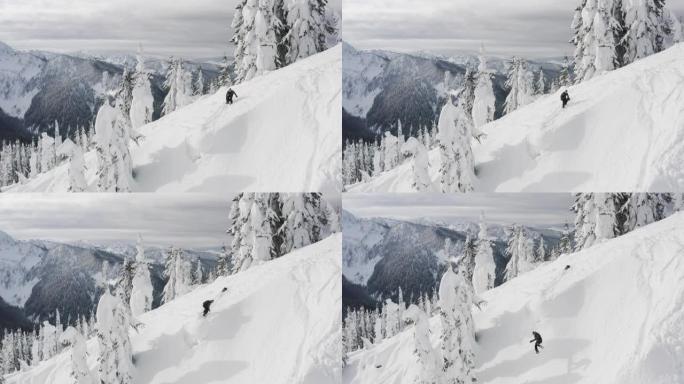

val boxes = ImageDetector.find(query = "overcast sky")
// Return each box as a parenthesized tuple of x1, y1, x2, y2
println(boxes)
(344, 193, 575, 228)
(0, 0, 235, 58)
(0, 194, 232, 248)
(343, 0, 684, 58)
(0, 0, 339, 59)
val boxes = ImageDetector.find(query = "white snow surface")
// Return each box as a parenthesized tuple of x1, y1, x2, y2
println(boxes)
(8, 234, 342, 384)
(8, 45, 342, 194)
(344, 212, 684, 384)
(348, 44, 684, 192)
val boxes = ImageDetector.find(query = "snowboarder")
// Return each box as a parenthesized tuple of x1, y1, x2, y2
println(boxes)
(202, 300, 214, 317)
(202, 288, 228, 317)
(530, 331, 543, 353)
(560, 90, 570, 109)
(226, 88, 238, 105)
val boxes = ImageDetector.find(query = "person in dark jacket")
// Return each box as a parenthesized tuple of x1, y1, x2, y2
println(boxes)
(530, 331, 543, 353)
(202, 300, 214, 317)
(560, 90, 570, 108)
(226, 88, 238, 105)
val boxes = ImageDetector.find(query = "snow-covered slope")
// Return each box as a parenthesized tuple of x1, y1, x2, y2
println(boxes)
(9, 45, 342, 194)
(8, 234, 342, 384)
(344, 213, 684, 384)
(349, 43, 684, 192)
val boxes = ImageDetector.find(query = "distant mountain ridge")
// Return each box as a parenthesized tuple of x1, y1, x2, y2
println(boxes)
(0, 41, 219, 143)
(0, 230, 217, 331)
(342, 42, 563, 143)
(342, 210, 562, 309)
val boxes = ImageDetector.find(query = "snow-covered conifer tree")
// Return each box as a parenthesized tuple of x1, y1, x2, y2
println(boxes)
(228, 193, 331, 274)
(96, 288, 134, 384)
(281, 193, 328, 252)
(29, 141, 39, 178)
(559, 56, 573, 86)
(622, 193, 668, 231)
(216, 245, 231, 277)
(232, 0, 280, 82)
(473, 212, 496, 294)
(504, 225, 535, 281)
(382, 132, 399, 170)
(535, 236, 547, 262)
(40, 133, 55, 172)
(130, 50, 154, 130)
(285, 0, 329, 63)
(217, 55, 234, 87)
(373, 313, 384, 344)
(383, 299, 400, 339)
(403, 305, 440, 384)
(437, 89, 480, 192)
(95, 69, 140, 192)
(559, 223, 574, 254)
(674, 194, 684, 211)
(130, 235, 153, 317)
(572, 0, 681, 82)
(536, 69, 546, 94)
(621, 0, 679, 62)
(472, 44, 496, 129)
(401, 137, 431, 191)
(504, 57, 536, 113)
(116, 257, 136, 311)
(56, 138, 86, 192)
(439, 264, 481, 384)
(571, 0, 621, 81)
(79, 126, 88, 151)
(573, 193, 626, 250)
(162, 58, 194, 115)
(59, 326, 94, 384)
(193, 69, 205, 96)
(193, 258, 204, 285)
(40, 321, 57, 361)
(162, 247, 193, 303)
(30, 329, 42, 365)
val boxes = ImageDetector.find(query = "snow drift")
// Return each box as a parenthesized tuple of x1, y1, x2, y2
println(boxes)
(8, 45, 342, 194)
(343, 213, 684, 384)
(8, 234, 342, 384)
(348, 43, 684, 192)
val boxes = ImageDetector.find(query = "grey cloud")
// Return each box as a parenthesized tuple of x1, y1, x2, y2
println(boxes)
(0, 0, 341, 58)
(344, 193, 575, 227)
(344, 0, 684, 58)
(0, 194, 232, 248)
